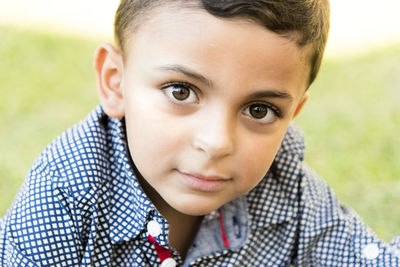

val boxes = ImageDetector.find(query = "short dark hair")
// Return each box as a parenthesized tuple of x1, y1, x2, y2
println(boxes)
(114, 0, 330, 87)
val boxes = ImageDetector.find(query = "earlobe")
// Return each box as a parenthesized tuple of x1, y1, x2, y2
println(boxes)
(292, 92, 309, 119)
(94, 43, 125, 118)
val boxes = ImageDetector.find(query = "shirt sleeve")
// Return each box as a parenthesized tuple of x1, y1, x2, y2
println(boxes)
(293, 164, 400, 266)
(0, 154, 83, 267)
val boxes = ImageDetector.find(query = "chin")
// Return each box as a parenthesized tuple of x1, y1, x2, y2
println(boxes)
(170, 198, 222, 216)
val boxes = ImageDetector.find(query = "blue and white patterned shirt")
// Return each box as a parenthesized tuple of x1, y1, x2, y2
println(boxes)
(1, 106, 399, 266)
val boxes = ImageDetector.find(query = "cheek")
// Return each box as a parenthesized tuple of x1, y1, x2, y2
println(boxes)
(124, 103, 187, 173)
(236, 132, 286, 190)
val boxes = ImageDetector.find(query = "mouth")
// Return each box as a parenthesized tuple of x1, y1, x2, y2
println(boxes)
(177, 170, 232, 192)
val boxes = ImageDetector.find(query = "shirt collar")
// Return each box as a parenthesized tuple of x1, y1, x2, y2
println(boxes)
(247, 124, 305, 229)
(104, 113, 158, 244)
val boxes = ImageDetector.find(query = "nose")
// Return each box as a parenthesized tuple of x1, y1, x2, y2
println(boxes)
(192, 111, 235, 160)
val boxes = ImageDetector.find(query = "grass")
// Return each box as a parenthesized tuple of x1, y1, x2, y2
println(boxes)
(0, 26, 399, 242)
(0, 26, 99, 213)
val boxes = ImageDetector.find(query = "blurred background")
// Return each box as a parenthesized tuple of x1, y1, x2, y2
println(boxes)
(1, 0, 399, 241)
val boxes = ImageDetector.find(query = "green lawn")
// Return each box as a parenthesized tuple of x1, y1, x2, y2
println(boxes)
(1, 26, 399, 242)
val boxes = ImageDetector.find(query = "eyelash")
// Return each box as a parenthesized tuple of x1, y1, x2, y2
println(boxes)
(160, 81, 283, 122)
(251, 102, 283, 118)
(161, 81, 199, 105)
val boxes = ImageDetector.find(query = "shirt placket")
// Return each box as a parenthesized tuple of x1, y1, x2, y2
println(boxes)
(141, 213, 181, 267)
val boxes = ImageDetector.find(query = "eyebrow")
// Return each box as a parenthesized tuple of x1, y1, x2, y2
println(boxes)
(155, 64, 213, 88)
(247, 90, 293, 102)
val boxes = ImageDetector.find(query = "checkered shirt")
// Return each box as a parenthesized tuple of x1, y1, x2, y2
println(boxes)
(1, 105, 399, 266)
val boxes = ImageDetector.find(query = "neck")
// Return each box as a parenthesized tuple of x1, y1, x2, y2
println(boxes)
(159, 200, 203, 260)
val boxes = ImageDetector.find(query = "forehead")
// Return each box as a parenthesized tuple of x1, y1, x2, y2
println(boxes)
(124, 6, 310, 96)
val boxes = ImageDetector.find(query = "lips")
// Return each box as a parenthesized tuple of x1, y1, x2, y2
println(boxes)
(177, 170, 232, 192)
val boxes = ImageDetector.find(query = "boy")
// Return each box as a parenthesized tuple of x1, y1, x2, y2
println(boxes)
(1, 0, 399, 266)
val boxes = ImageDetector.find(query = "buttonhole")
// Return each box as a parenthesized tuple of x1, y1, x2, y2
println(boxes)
(233, 216, 241, 238)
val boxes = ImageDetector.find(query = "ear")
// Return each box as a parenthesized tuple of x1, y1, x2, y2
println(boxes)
(94, 43, 125, 118)
(292, 91, 309, 119)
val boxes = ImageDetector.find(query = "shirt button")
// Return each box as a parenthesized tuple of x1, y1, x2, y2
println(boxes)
(160, 258, 177, 267)
(147, 220, 162, 237)
(362, 243, 380, 260)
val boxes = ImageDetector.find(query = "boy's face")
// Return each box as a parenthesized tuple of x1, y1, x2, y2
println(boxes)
(100, 8, 310, 216)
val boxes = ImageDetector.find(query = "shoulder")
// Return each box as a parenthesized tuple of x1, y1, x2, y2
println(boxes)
(0, 106, 119, 265)
(299, 163, 364, 228)
(36, 106, 114, 196)
(2, 105, 118, 229)
(296, 160, 400, 265)
(298, 159, 364, 238)
(300, 164, 339, 212)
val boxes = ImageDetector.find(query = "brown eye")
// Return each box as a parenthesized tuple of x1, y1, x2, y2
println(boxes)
(249, 104, 268, 119)
(243, 103, 278, 124)
(172, 87, 190, 100)
(162, 83, 199, 104)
